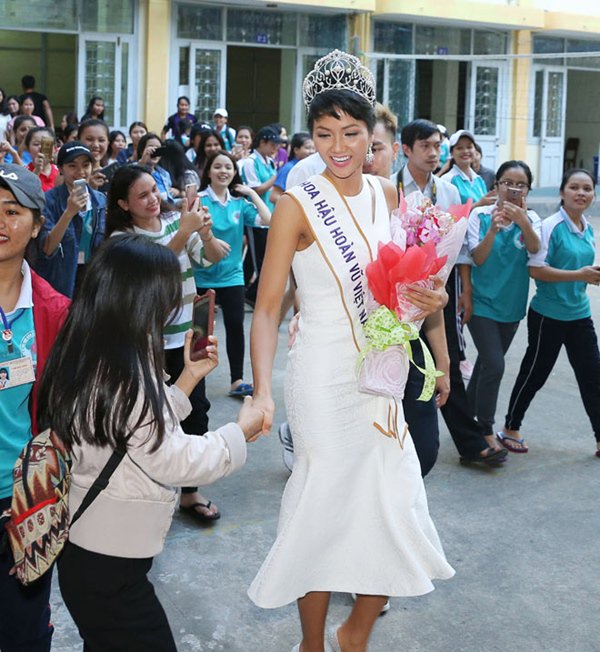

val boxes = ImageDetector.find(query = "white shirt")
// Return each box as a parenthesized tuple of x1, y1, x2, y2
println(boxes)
(393, 166, 461, 211)
(285, 152, 326, 189)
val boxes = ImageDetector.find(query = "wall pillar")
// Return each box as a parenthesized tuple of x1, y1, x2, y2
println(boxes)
(510, 29, 532, 162)
(144, 0, 171, 133)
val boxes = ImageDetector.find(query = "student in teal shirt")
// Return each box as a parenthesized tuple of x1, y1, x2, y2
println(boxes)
(467, 161, 541, 448)
(500, 169, 600, 456)
(195, 150, 271, 397)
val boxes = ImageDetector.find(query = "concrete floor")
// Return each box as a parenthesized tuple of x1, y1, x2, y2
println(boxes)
(50, 214, 600, 652)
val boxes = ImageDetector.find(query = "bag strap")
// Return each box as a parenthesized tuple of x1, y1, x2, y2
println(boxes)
(70, 450, 125, 527)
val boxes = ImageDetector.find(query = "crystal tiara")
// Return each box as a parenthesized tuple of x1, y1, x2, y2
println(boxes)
(302, 49, 376, 109)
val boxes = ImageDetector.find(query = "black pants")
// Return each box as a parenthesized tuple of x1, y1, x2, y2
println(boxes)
(58, 542, 176, 652)
(505, 308, 600, 442)
(164, 345, 210, 494)
(197, 285, 246, 384)
(0, 497, 53, 651)
(402, 339, 439, 477)
(243, 227, 268, 304)
(438, 273, 488, 458)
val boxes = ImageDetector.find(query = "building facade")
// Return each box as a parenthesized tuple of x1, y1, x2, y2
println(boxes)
(1, 0, 600, 186)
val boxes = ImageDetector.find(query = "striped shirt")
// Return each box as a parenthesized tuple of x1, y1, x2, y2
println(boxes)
(113, 211, 209, 349)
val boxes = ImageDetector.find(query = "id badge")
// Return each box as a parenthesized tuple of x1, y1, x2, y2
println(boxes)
(0, 356, 35, 390)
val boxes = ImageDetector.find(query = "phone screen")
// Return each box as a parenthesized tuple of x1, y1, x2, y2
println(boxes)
(190, 291, 215, 361)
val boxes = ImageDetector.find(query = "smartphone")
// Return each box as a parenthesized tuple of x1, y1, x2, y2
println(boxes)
(152, 146, 168, 158)
(190, 290, 215, 361)
(40, 136, 54, 160)
(506, 187, 523, 205)
(185, 182, 198, 208)
(73, 178, 88, 197)
(99, 161, 121, 181)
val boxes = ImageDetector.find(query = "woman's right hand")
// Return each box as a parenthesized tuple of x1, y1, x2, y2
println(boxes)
(88, 169, 107, 190)
(179, 197, 207, 235)
(578, 266, 600, 285)
(237, 396, 265, 442)
(251, 393, 275, 435)
(66, 187, 88, 216)
(139, 144, 157, 166)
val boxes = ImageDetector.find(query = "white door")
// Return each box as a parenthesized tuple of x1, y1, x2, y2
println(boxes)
(378, 58, 415, 132)
(79, 35, 135, 131)
(467, 61, 504, 170)
(536, 67, 567, 187)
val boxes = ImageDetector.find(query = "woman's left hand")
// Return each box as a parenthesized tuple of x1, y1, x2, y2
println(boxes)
(502, 201, 528, 227)
(183, 331, 218, 380)
(233, 184, 254, 197)
(404, 276, 448, 320)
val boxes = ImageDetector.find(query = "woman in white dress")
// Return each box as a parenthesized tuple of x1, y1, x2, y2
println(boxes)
(249, 51, 455, 652)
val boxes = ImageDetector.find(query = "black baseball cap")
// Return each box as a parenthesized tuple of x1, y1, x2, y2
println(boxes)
(56, 141, 94, 166)
(0, 164, 45, 211)
(255, 126, 282, 144)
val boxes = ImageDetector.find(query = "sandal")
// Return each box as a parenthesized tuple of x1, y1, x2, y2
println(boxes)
(460, 447, 508, 466)
(228, 382, 253, 398)
(179, 501, 221, 522)
(496, 431, 529, 454)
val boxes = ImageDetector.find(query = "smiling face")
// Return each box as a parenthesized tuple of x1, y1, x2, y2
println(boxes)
(452, 137, 475, 170)
(178, 98, 190, 116)
(204, 135, 222, 157)
(236, 129, 252, 150)
(117, 173, 161, 224)
(214, 114, 226, 128)
(561, 171, 595, 214)
(208, 153, 236, 189)
(0, 186, 42, 265)
(312, 110, 371, 182)
(80, 125, 109, 163)
(92, 99, 104, 116)
(7, 98, 19, 115)
(61, 155, 93, 189)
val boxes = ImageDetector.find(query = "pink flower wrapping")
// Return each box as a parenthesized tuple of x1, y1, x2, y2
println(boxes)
(357, 344, 410, 399)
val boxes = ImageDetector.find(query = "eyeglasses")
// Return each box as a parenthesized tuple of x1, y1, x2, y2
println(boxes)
(498, 180, 529, 190)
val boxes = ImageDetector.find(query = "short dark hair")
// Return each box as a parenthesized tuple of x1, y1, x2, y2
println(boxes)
(128, 120, 148, 135)
(495, 160, 533, 188)
(136, 132, 162, 160)
(37, 234, 182, 452)
(400, 119, 441, 150)
(289, 132, 311, 161)
(21, 75, 35, 89)
(177, 96, 191, 105)
(307, 89, 375, 134)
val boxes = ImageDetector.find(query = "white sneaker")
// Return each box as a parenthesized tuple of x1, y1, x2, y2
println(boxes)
(278, 422, 294, 472)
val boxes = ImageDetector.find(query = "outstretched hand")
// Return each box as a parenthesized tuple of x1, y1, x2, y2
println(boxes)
(251, 394, 275, 436)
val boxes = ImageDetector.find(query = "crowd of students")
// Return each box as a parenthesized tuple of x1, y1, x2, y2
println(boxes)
(0, 78, 598, 651)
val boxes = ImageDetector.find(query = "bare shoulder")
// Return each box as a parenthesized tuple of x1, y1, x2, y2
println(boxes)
(270, 193, 313, 248)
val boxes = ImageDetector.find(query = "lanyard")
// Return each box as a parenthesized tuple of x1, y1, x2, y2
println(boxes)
(397, 166, 437, 206)
(0, 306, 26, 355)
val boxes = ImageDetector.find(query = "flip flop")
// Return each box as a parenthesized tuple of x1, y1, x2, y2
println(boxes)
(228, 382, 253, 398)
(496, 431, 529, 454)
(179, 501, 221, 522)
(460, 447, 508, 466)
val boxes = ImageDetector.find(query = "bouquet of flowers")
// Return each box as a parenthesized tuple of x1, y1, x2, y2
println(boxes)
(357, 191, 471, 403)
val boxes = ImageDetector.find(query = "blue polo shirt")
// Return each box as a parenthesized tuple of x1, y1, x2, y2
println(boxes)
(193, 186, 261, 288)
(0, 263, 36, 499)
(468, 204, 542, 322)
(441, 166, 487, 205)
(529, 209, 596, 321)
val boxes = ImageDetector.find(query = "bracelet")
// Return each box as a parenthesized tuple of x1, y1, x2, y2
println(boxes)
(201, 232, 214, 243)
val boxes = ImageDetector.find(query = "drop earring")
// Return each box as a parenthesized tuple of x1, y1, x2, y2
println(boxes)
(365, 144, 374, 165)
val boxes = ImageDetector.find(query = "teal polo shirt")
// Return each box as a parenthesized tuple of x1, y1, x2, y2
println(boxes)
(193, 186, 261, 288)
(529, 209, 596, 321)
(468, 205, 542, 323)
(441, 167, 487, 205)
(0, 265, 36, 499)
(241, 152, 277, 211)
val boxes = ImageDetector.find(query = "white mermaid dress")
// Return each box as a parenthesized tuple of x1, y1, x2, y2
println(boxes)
(248, 176, 454, 608)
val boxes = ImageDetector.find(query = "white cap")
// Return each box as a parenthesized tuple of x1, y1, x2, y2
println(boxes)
(214, 108, 228, 118)
(449, 129, 476, 149)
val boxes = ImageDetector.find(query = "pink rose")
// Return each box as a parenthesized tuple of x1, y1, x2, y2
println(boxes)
(358, 346, 409, 399)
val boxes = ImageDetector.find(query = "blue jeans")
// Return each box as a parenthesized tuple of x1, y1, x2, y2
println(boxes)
(0, 497, 53, 652)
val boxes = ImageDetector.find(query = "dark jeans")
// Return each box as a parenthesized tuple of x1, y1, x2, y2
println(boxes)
(505, 308, 600, 442)
(402, 340, 439, 477)
(0, 497, 53, 652)
(467, 315, 520, 435)
(164, 346, 210, 494)
(437, 274, 488, 458)
(197, 285, 246, 384)
(58, 542, 176, 652)
(243, 227, 268, 304)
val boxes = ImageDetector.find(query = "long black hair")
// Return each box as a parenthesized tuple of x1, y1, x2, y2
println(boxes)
(83, 95, 105, 121)
(105, 164, 164, 236)
(38, 234, 182, 451)
(159, 139, 199, 190)
(194, 130, 225, 176)
(200, 149, 244, 196)
(495, 160, 533, 188)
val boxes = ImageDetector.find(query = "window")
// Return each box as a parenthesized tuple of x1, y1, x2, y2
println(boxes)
(176, 5, 222, 41)
(80, 0, 134, 34)
(298, 14, 346, 49)
(0, 0, 77, 30)
(473, 29, 507, 55)
(415, 25, 470, 56)
(373, 22, 412, 55)
(226, 9, 296, 46)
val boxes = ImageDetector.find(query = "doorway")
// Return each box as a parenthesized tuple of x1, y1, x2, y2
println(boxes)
(414, 60, 467, 133)
(565, 69, 600, 173)
(226, 46, 281, 130)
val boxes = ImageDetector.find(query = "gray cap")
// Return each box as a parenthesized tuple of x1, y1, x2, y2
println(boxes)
(0, 164, 46, 211)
